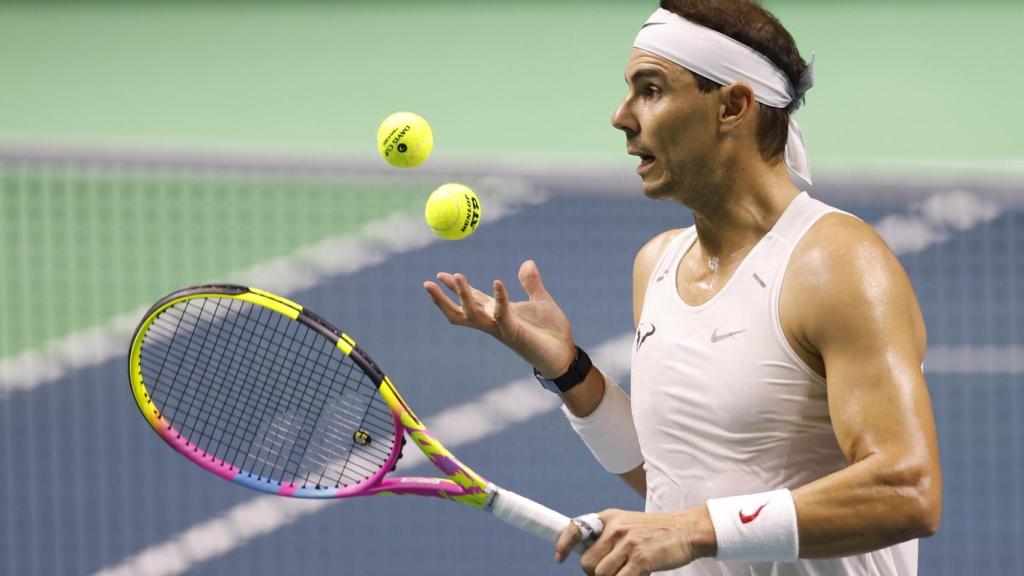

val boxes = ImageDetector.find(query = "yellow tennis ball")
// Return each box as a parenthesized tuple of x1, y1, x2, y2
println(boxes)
(377, 112, 433, 168)
(425, 183, 481, 240)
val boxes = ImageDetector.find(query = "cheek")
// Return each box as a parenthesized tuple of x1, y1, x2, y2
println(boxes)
(655, 115, 696, 161)
(665, 107, 715, 157)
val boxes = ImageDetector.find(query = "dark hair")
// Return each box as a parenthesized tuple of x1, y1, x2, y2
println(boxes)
(659, 0, 807, 162)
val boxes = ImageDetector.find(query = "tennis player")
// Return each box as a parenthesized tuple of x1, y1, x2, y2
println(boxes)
(424, 1, 941, 574)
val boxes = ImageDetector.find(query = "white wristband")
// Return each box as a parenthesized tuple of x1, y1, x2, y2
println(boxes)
(706, 489, 799, 561)
(561, 371, 644, 474)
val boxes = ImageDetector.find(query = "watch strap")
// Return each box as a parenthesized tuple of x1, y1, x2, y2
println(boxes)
(534, 346, 592, 394)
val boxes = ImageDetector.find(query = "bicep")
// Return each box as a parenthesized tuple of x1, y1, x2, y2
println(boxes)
(823, 296, 932, 468)
(797, 229, 933, 466)
(780, 218, 942, 545)
(807, 239, 943, 533)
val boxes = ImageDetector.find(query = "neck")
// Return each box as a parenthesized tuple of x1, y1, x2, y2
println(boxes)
(689, 159, 800, 258)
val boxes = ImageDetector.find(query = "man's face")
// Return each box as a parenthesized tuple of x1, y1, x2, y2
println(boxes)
(612, 49, 720, 202)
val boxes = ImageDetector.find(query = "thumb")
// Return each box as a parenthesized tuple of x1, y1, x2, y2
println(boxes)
(518, 260, 551, 302)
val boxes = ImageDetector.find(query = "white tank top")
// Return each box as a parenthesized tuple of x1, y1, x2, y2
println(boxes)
(631, 192, 918, 575)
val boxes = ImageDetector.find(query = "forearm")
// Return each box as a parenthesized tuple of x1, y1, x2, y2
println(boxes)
(618, 463, 647, 497)
(792, 454, 941, 557)
(560, 366, 646, 495)
(559, 365, 606, 418)
(687, 451, 939, 565)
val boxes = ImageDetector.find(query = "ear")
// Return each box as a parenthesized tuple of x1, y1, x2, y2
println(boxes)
(717, 82, 756, 134)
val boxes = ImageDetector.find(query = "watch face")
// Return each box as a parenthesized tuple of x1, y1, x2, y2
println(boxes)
(535, 371, 562, 394)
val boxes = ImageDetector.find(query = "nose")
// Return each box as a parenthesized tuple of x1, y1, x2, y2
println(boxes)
(611, 96, 638, 137)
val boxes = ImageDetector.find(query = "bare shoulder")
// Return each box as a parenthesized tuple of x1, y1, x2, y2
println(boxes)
(784, 212, 925, 356)
(632, 228, 686, 326)
(634, 228, 685, 279)
(788, 212, 905, 294)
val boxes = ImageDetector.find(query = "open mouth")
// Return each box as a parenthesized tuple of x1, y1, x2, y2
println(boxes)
(636, 154, 656, 175)
(628, 146, 656, 175)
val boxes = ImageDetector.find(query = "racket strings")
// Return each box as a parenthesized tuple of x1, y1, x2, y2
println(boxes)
(177, 298, 259, 465)
(202, 304, 299, 475)
(140, 297, 396, 489)
(150, 300, 394, 487)
(149, 300, 286, 463)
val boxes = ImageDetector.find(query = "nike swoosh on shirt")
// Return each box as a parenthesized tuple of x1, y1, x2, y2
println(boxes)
(710, 328, 747, 343)
(739, 502, 769, 524)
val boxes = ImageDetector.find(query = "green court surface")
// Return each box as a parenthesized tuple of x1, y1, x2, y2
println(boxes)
(0, 163, 429, 357)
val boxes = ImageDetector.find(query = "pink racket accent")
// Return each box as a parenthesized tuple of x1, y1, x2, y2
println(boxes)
(157, 419, 238, 482)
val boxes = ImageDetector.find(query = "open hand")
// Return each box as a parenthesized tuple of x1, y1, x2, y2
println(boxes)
(423, 260, 576, 377)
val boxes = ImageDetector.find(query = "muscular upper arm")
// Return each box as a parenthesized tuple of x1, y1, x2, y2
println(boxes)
(784, 214, 941, 509)
(633, 230, 681, 327)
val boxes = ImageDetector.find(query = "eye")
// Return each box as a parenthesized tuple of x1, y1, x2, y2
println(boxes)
(641, 83, 661, 97)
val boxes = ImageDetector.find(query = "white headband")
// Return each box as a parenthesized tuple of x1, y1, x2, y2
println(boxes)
(633, 8, 815, 187)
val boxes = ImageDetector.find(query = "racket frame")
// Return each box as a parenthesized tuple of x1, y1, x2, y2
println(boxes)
(130, 285, 488, 506)
(129, 284, 596, 547)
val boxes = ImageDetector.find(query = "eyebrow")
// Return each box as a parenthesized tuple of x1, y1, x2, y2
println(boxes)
(626, 68, 667, 86)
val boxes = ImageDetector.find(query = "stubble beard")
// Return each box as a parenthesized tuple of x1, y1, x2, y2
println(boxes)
(641, 160, 709, 209)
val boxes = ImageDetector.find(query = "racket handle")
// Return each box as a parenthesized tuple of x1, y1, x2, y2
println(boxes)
(487, 485, 603, 554)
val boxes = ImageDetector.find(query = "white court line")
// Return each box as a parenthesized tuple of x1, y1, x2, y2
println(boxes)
(91, 334, 634, 576)
(0, 180, 545, 399)
(873, 188, 1003, 254)
(925, 345, 1024, 375)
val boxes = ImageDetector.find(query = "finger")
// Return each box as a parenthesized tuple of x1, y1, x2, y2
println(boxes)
(492, 280, 513, 330)
(580, 533, 614, 576)
(443, 272, 498, 307)
(554, 521, 581, 564)
(518, 259, 551, 301)
(453, 273, 489, 322)
(580, 509, 618, 569)
(448, 273, 492, 304)
(436, 272, 460, 293)
(615, 561, 648, 576)
(593, 545, 629, 576)
(423, 281, 467, 325)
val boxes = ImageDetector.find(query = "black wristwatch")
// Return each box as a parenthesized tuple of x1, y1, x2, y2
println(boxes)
(533, 346, 593, 394)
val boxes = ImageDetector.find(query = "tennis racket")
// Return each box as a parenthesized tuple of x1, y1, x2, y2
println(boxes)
(128, 284, 602, 551)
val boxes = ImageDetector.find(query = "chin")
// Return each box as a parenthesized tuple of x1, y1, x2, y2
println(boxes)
(640, 175, 675, 201)
(640, 182, 663, 200)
